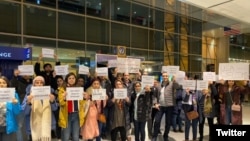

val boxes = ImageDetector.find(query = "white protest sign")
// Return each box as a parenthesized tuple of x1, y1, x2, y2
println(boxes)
(18, 65, 34, 76)
(78, 65, 89, 75)
(182, 80, 196, 90)
(96, 67, 108, 76)
(92, 89, 106, 100)
(127, 58, 141, 73)
(196, 80, 208, 90)
(114, 89, 127, 99)
(66, 87, 83, 100)
(0, 88, 15, 102)
(203, 72, 216, 81)
(31, 86, 51, 100)
(108, 60, 117, 68)
(42, 48, 54, 58)
(165, 66, 180, 75)
(219, 63, 249, 80)
(117, 58, 128, 73)
(175, 71, 186, 85)
(54, 65, 69, 75)
(141, 75, 154, 88)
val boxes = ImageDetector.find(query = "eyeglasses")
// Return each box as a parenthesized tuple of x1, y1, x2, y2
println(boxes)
(162, 75, 168, 77)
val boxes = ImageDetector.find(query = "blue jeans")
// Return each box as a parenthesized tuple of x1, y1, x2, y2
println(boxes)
(225, 105, 232, 125)
(16, 111, 25, 141)
(172, 110, 182, 130)
(134, 120, 146, 141)
(184, 115, 198, 140)
(152, 106, 174, 141)
(96, 121, 103, 141)
(61, 112, 80, 141)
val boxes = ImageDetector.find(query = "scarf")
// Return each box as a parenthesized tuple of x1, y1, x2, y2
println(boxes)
(30, 99, 52, 141)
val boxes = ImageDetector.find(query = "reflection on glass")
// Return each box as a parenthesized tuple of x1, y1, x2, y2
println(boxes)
(132, 3, 149, 27)
(111, 23, 130, 47)
(148, 51, 164, 62)
(24, 0, 56, 8)
(86, 0, 109, 19)
(130, 49, 148, 60)
(0, 1, 21, 33)
(149, 30, 164, 51)
(189, 19, 202, 37)
(58, 12, 85, 41)
(131, 27, 148, 49)
(189, 55, 202, 72)
(0, 35, 21, 46)
(111, 0, 131, 23)
(24, 38, 56, 59)
(24, 5, 56, 37)
(86, 18, 109, 44)
(58, 0, 85, 14)
(86, 44, 110, 55)
(188, 37, 202, 54)
(155, 10, 164, 30)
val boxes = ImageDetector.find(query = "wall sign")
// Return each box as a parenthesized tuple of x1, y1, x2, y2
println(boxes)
(0, 46, 31, 60)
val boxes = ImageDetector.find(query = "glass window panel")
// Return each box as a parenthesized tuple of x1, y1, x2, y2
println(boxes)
(24, 0, 56, 8)
(180, 35, 188, 54)
(148, 51, 164, 62)
(24, 6, 56, 38)
(86, 0, 109, 19)
(129, 49, 148, 60)
(58, 0, 85, 14)
(86, 18, 109, 44)
(111, 0, 131, 23)
(86, 44, 110, 55)
(180, 55, 188, 71)
(189, 19, 202, 37)
(0, 35, 21, 46)
(132, 3, 149, 27)
(149, 30, 164, 51)
(58, 41, 86, 65)
(24, 38, 56, 60)
(165, 33, 174, 52)
(111, 23, 130, 47)
(188, 37, 201, 55)
(189, 55, 202, 72)
(131, 27, 148, 49)
(0, 1, 21, 34)
(165, 12, 175, 33)
(58, 13, 85, 41)
(154, 9, 164, 30)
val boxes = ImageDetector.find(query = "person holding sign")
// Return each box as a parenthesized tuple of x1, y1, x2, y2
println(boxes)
(23, 76, 57, 141)
(0, 76, 21, 141)
(58, 72, 85, 141)
(217, 80, 246, 125)
(130, 82, 152, 141)
(82, 78, 108, 141)
(34, 53, 61, 90)
(107, 79, 131, 141)
(197, 81, 217, 141)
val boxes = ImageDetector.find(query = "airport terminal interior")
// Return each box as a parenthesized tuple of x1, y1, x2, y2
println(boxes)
(1, 0, 250, 141)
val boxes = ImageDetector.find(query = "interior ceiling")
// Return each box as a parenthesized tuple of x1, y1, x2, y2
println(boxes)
(177, 0, 250, 37)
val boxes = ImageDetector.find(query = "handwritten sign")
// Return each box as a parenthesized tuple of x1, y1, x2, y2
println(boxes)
(114, 89, 127, 99)
(117, 58, 140, 73)
(0, 88, 15, 102)
(141, 75, 154, 88)
(92, 89, 106, 100)
(18, 65, 34, 76)
(175, 71, 186, 85)
(196, 80, 208, 90)
(203, 72, 216, 81)
(161, 66, 180, 75)
(78, 65, 89, 75)
(219, 63, 249, 80)
(108, 60, 117, 68)
(96, 67, 108, 76)
(31, 86, 51, 100)
(66, 87, 83, 100)
(42, 48, 54, 58)
(55, 65, 69, 75)
(182, 80, 196, 90)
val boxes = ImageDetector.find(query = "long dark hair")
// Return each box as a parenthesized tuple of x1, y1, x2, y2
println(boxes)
(64, 72, 77, 88)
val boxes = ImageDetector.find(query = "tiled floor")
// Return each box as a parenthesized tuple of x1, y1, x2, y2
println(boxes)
(52, 103, 250, 141)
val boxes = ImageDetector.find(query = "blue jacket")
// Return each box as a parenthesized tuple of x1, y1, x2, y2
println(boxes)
(5, 92, 21, 134)
(22, 84, 58, 135)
